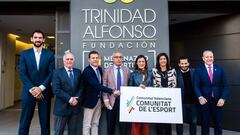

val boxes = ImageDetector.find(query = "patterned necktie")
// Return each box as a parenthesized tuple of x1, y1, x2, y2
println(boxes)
(96, 68, 101, 83)
(117, 67, 122, 90)
(69, 70, 74, 87)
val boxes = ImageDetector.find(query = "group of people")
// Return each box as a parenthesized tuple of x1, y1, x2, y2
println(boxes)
(18, 30, 228, 135)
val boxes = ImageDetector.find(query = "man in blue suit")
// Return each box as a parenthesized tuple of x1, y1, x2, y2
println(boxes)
(82, 51, 120, 135)
(18, 30, 55, 135)
(52, 50, 82, 135)
(194, 50, 228, 135)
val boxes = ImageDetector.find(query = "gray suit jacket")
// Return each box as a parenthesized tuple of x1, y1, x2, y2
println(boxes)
(102, 65, 131, 108)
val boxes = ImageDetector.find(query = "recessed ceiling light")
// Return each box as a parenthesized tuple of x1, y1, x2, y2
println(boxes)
(47, 36, 55, 39)
(9, 33, 20, 38)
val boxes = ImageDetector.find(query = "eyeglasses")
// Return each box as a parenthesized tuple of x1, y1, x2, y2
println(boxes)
(113, 56, 123, 59)
(65, 58, 74, 61)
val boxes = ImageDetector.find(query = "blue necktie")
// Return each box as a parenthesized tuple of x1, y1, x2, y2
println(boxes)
(117, 67, 121, 90)
(96, 68, 101, 83)
(69, 70, 74, 87)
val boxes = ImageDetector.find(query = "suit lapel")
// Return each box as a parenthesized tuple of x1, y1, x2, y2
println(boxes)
(202, 65, 212, 84)
(122, 66, 128, 86)
(110, 67, 116, 87)
(89, 65, 99, 83)
(29, 48, 38, 70)
(212, 65, 217, 84)
(99, 67, 103, 84)
(73, 69, 79, 88)
(62, 68, 73, 88)
(39, 49, 46, 70)
(178, 70, 184, 89)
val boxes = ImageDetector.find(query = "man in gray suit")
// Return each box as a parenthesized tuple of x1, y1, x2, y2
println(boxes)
(52, 50, 82, 135)
(102, 51, 131, 135)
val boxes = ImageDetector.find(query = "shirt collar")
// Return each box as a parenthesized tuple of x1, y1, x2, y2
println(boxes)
(33, 47, 42, 54)
(90, 64, 98, 70)
(113, 64, 122, 69)
(64, 66, 73, 72)
(205, 64, 213, 68)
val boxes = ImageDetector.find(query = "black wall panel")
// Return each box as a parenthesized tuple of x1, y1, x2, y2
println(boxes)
(170, 14, 240, 131)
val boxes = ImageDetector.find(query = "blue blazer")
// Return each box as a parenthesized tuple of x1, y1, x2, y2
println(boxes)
(176, 68, 195, 102)
(193, 64, 228, 101)
(128, 69, 153, 87)
(19, 48, 55, 101)
(52, 67, 82, 116)
(82, 65, 113, 108)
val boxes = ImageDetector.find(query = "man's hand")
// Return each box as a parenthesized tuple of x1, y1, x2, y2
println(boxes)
(113, 89, 121, 97)
(36, 93, 44, 100)
(199, 96, 207, 105)
(70, 97, 78, 106)
(139, 84, 146, 89)
(107, 105, 112, 110)
(30, 87, 43, 99)
(29, 87, 37, 96)
(217, 99, 225, 107)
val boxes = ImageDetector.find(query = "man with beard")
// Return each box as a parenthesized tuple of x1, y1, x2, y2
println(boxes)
(18, 30, 55, 135)
(176, 56, 197, 135)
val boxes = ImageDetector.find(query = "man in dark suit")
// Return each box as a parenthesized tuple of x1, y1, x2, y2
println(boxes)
(82, 51, 120, 135)
(52, 50, 82, 135)
(18, 30, 55, 135)
(102, 51, 131, 135)
(176, 56, 197, 135)
(194, 50, 228, 135)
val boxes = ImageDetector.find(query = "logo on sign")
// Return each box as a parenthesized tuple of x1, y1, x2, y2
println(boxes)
(126, 96, 135, 113)
(104, 0, 134, 4)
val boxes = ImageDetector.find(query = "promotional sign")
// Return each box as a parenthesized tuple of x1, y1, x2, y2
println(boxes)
(120, 86, 183, 123)
(76, 0, 169, 69)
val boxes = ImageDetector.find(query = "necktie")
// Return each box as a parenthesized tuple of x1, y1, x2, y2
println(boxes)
(117, 67, 122, 90)
(208, 66, 213, 83)
(96, 68, 101, 83)
(208, 66, 214, 97)
(69, 70, 74, 87)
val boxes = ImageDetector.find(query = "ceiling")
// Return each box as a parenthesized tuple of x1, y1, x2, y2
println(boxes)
(0, 15, 55, 44)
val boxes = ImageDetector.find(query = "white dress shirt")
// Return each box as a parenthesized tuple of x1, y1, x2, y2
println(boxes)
(33, 47, 46, 91)
(205, 64, 213, 76)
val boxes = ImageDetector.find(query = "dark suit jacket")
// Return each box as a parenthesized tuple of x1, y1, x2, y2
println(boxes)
(193, 64, 228, 101)
(19, 48, 55, 101)
(52, 67, 82, 116)
(177, 68, 195, 102)
(82, 65, 113, 108)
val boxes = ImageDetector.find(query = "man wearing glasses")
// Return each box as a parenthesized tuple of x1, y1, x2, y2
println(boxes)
(102, 51, 131, 135)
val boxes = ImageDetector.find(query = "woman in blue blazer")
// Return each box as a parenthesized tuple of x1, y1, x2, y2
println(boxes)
(128, 54, 153, 135)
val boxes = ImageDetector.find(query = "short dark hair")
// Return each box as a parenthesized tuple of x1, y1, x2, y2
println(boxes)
(156, 53, 170, 71)
(134, 54, 148, 70)
(178, 56, 189, 63)
(31, 30, 45, 38)
(88, 50, 99, 58)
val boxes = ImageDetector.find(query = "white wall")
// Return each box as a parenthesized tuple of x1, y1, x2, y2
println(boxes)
(0, 33, 15, 110)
